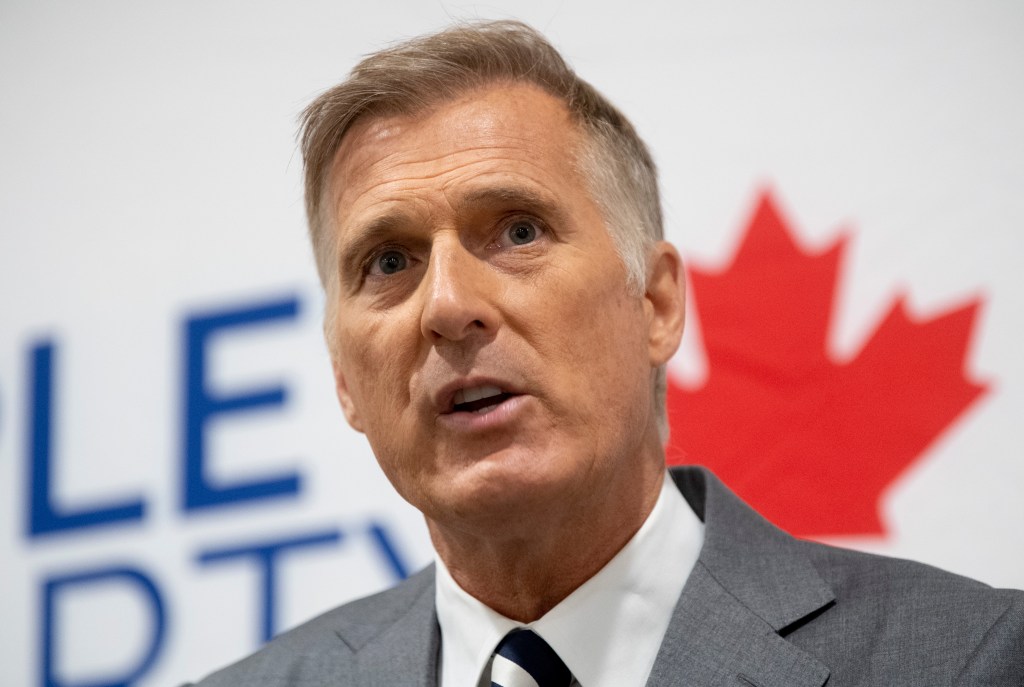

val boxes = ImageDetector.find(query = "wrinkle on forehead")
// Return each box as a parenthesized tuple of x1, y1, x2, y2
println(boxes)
(327, 83, 582, 226)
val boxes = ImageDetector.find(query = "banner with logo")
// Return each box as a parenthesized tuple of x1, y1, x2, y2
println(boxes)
(2, 2, 1021, 685)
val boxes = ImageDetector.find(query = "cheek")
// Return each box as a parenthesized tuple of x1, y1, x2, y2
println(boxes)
(584, 302, 650, 400)
(526, 272, 651, 412)
(574, 270, 646, 355)
(335, 315, 415, 427)
(336, 317, 427, 494)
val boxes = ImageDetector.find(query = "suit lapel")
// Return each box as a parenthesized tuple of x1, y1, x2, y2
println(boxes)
(646, 468, 834, 687)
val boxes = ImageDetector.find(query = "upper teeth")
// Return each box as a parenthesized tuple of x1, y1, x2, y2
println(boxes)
(454, 385, 503, 406)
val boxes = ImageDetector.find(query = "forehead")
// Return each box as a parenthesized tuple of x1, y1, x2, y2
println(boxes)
(327, 83, 588, 228)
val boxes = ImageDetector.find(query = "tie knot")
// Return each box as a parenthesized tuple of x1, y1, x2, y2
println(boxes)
(490, 628, 572, 687)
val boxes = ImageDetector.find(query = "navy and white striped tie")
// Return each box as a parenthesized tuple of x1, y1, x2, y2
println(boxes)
(489, 628, 573, 687)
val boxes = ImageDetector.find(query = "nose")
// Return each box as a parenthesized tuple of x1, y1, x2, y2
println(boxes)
(419, 236, 500, 344)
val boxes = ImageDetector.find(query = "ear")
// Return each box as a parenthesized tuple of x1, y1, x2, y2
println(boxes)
(645, 241, 686, 366)
(332, 357, 365, 434)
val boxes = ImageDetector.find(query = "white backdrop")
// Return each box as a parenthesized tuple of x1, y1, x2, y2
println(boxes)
(2, 2, 1022, 685)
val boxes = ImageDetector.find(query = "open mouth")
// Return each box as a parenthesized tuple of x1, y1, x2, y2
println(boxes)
(450, 385, 516, 414)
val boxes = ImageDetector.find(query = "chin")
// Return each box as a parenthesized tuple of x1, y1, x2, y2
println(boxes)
(421, 452, 577, 525)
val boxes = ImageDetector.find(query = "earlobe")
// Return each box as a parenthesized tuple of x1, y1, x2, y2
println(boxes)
(645, 241, 686, 366)
(333, 361, 365, 433)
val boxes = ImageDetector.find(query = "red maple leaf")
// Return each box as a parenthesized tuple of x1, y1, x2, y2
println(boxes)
(666, 191, 988, 537)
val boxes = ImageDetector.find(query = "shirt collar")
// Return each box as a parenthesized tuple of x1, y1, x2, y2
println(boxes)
(435, 471, 705, 687)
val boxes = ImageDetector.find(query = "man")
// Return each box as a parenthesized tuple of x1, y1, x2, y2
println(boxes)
(191, 20, 1023, 686)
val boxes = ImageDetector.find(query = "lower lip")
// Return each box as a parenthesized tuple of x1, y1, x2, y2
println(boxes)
(437, 394, 530, 432)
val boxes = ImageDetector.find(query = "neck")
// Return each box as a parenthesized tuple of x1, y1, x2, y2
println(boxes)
(428, 455, 665, 622)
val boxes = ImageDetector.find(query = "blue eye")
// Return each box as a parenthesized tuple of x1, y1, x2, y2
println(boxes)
(376, 250, 407, 275)
(507, 220, 538, 245)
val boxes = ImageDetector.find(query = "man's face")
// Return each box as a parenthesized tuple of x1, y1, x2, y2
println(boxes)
(325, 83, 680, 533)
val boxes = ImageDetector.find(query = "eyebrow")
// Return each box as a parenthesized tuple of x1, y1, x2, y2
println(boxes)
(459, 185, 565, 223)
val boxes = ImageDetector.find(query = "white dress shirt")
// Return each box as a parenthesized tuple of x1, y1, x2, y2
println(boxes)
(435, 471, 705, 686)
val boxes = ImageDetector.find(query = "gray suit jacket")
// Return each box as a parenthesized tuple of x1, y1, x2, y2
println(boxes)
(191, 467, 1024, 685)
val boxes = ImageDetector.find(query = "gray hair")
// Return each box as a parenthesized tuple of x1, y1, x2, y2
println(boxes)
(299, 20, 669, 439)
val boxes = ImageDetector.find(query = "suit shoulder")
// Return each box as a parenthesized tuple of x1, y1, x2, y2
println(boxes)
(790, 540, 1024, 681)
(188, 566, 436, 686)
(798, 538, 1020, 614)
